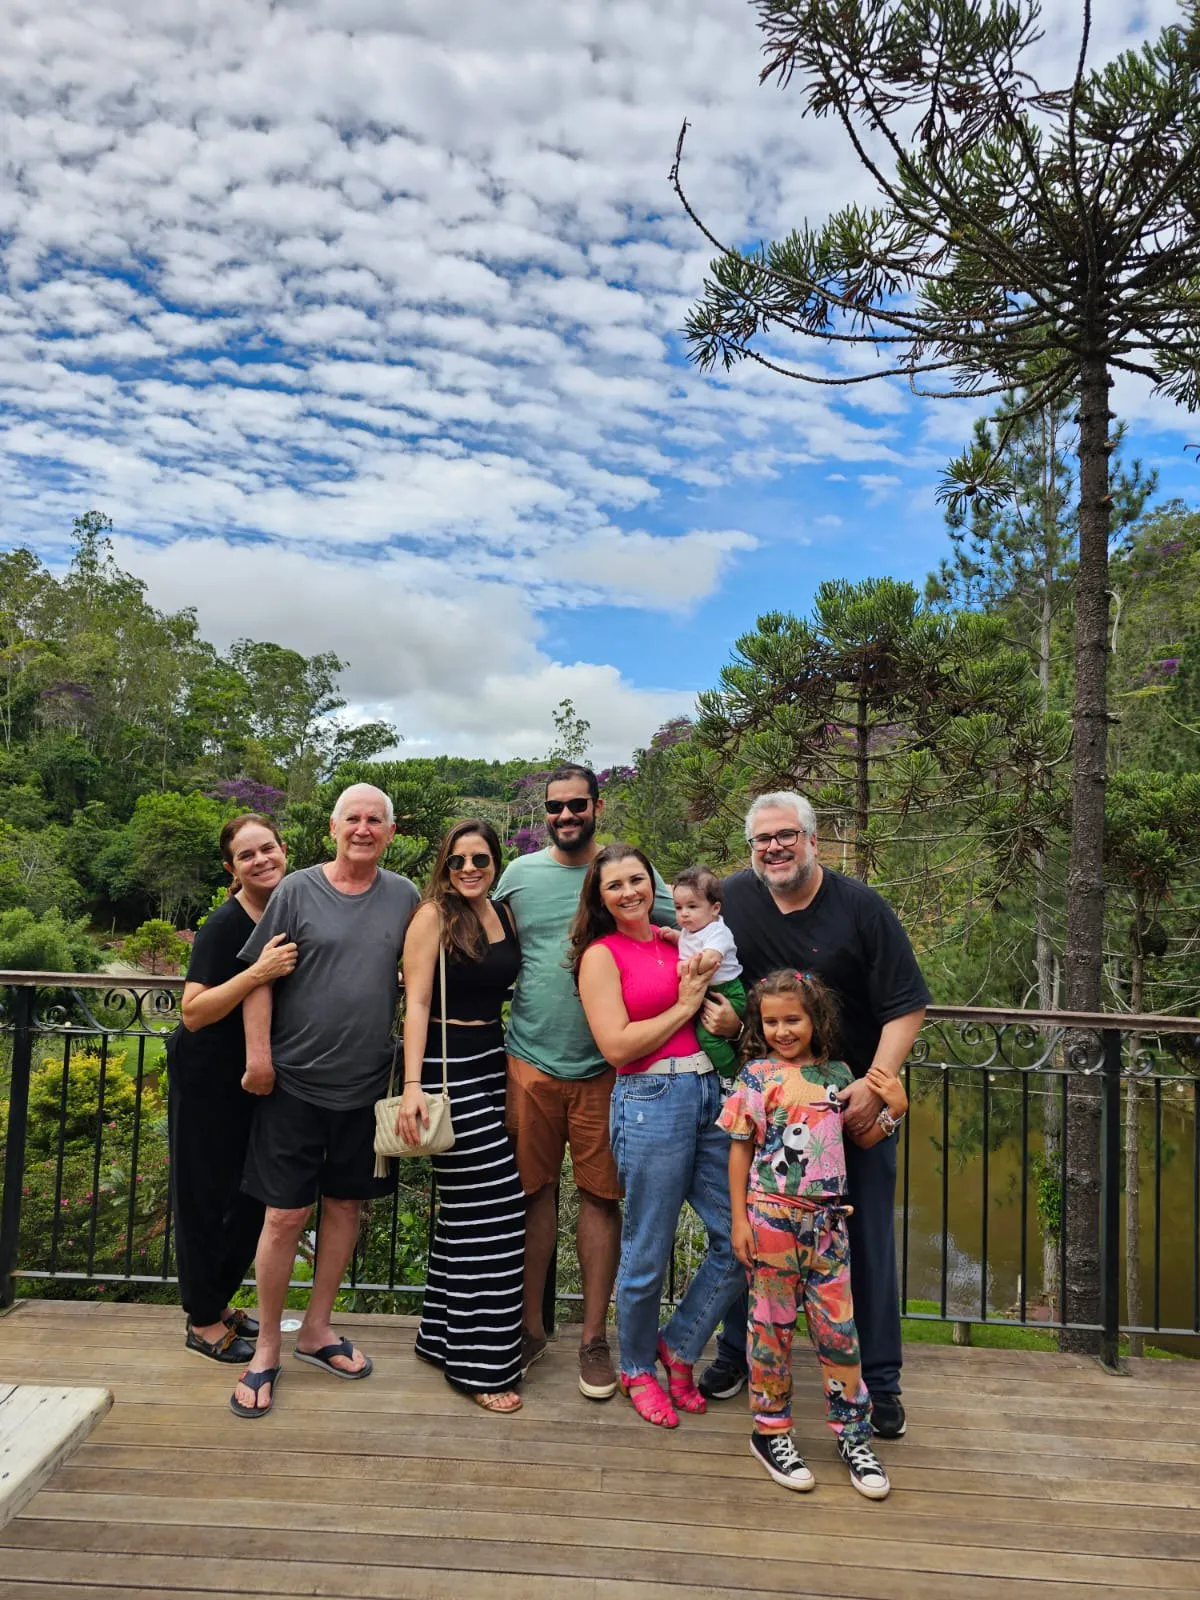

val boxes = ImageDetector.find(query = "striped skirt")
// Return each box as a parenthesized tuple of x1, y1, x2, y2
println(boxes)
(413, 1021, 525, 1394)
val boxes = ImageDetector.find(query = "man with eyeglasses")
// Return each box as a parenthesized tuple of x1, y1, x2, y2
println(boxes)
(494, 763, 674, 1402)
(697, 791, 929, 1442)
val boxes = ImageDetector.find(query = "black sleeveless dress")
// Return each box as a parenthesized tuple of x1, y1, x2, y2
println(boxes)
(413, 902, 525, 1393)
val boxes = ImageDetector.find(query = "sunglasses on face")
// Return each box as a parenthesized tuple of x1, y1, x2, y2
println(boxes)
(749, 828, 801, 850)
(447, 852, 493, 872)
(545, 797, 591, 816)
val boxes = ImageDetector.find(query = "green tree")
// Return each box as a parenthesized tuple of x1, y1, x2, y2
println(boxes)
(547, 698, 591, 766)
(0, 906, 98, 972)
(678, 0, 1200, 1354)
(123, 790, 228, 926)
(123, 918, 192, 975)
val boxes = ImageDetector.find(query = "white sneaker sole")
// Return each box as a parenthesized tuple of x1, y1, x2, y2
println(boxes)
(847, 1471, 891, 1500)
(579, 1374, 618, 1400)
(749, 1439, 815, 1492)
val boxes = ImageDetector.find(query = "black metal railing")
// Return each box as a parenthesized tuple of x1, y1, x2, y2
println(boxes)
(3, 973, 1199, 1364)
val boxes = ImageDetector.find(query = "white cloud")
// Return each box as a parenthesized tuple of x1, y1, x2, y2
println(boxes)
(1, 1, 1195, 756)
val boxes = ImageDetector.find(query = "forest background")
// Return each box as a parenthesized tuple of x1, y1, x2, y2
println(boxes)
(3, 464, 1200, 1340)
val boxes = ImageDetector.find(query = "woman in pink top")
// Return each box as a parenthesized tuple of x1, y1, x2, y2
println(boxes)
(571, 844, 747, 1428)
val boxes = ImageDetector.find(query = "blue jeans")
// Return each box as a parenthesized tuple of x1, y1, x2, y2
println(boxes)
(610, 1068, 747, 1379)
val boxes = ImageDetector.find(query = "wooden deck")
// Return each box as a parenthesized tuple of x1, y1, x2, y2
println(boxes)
(0, 1299, 1197, 1599)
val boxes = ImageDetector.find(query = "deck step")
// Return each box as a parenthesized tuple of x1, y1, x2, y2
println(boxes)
(0, 1383, 112, 1529)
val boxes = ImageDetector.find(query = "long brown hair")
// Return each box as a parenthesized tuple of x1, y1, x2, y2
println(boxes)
(425, 819, 504, 962)
(567, 842, 655, 979)
(220, 812, 284, 898)
(740, 969, 841, 1067)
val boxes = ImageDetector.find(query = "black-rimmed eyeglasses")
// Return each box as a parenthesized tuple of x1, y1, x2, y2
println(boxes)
(749, 828, 801, 851)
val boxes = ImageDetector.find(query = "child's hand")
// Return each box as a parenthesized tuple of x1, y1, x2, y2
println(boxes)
(731, 1216, 755, 1271)
(865, 1065, 908, 1118)
(658, 926, 681, 945)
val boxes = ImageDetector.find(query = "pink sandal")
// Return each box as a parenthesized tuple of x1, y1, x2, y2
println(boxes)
(620, 1370, 679, 1428)
(657, 1335, 707, 1414)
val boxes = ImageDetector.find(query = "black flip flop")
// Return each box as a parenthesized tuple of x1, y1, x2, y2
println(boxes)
(229, 1365, 281, 1418)
(293, 1337, 373, 1380)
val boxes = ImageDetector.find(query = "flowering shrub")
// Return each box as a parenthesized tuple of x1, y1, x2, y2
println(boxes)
(208, 778, 287, 816)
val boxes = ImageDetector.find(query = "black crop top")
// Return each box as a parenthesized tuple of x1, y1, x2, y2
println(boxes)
(430, 900, 520, 1023)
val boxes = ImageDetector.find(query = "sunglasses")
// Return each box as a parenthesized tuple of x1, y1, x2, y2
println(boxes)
(545, 797, 591, 816)
(447, 852, 493, 872)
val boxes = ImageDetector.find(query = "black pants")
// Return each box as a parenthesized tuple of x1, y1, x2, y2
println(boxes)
(717, 1132, 903, 1395)
(167, 1056, 265, 1327)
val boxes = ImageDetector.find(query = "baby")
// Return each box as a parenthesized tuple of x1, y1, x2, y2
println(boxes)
(671, 866, 747, 1076)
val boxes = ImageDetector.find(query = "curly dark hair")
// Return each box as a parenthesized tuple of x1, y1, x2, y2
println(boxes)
(567, 841, 656, 979)
(424, 819, 504, 963)
(740, 968, 841, 1067)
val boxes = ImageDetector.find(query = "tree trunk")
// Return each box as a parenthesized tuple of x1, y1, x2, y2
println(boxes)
(854, 686, 869, 881)
(1036, 875, 1062, 1306)
(1060, 351, 1113, 1355)
(1125, 939, 1145, 1358)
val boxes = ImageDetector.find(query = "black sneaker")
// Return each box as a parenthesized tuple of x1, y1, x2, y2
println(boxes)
(838, 1437, 891, 1500)
(697, 1355, 747, 1400)
(870, 1392, 907, 1438)
(750, 1430, 815, 1491)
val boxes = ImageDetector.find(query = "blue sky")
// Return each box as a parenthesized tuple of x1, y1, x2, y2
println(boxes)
(2, 0, 1197, 762)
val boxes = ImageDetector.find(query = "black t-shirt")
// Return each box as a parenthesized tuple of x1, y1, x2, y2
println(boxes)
(168, 897, 255, 1079)
(721, 867, 931, 1077)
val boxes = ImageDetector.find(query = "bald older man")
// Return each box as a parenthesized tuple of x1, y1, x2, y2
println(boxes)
(230, 785, 419, 1416)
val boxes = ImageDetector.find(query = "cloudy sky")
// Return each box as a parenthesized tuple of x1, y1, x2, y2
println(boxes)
(3, 1, 1197, 763)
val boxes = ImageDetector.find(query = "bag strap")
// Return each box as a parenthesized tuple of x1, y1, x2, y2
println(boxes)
(438, 940, 449, 1097)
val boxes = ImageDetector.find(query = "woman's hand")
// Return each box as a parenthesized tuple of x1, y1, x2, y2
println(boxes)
(395, 1083, 430, 1147)
(676, 955, 710, 1014)
(731, 1215, 755, 1271)
(251, 932, 298, 984)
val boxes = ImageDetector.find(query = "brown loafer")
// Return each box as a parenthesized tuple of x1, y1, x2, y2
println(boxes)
(578, 1336, 617, 1400)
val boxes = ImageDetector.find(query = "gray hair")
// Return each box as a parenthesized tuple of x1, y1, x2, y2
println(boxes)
(331, 784, 395, 825)
(745, 791, 817, 841)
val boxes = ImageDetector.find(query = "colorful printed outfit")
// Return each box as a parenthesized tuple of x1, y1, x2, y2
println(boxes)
(718, 1057, 872, 1446)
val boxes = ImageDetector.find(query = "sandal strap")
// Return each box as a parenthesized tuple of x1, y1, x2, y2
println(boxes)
(238, 1365, 280, 1393)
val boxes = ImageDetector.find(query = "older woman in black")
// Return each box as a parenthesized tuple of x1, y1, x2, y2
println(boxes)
(398, 819, 524, 1412)
(167, 813, 296, 1361)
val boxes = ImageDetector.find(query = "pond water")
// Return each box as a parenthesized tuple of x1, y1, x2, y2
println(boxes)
(898, 1069, 1199, 1355)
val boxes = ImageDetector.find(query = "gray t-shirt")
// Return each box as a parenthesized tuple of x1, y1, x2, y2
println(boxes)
(240, 864, 419, 1110)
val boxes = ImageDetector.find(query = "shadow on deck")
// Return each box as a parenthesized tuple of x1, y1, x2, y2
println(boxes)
(1, 1299, 1198, 1598)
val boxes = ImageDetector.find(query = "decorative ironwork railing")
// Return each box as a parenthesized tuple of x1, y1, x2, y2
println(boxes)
(3, 974, 1198, 1365)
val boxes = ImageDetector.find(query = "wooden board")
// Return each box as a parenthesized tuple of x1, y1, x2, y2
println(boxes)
(1, 1302, 1198, 1597)
(0, 1385, 112, 1530)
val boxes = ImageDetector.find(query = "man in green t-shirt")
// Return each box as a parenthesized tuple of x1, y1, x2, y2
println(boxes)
(495, 763, 672, 1403)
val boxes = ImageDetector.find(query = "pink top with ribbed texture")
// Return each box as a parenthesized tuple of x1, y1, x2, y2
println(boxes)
(595, 928, 701, 1075)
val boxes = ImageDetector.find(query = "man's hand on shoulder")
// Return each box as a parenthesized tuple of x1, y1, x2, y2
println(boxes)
(242, 1059, 276, 1096)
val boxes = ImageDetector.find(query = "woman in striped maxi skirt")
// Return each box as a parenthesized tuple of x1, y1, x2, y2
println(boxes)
(398, 820, 525, 1412)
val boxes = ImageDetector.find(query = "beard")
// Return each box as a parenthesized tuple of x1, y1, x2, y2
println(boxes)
(547, 812, 596, 854)
(752, 848, 816, 895)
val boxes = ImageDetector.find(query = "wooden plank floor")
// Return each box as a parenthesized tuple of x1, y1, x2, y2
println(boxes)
(1, 1300, 1197, 1599)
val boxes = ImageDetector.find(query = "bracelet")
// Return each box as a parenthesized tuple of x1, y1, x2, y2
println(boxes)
(878, 1107, 905, 1137)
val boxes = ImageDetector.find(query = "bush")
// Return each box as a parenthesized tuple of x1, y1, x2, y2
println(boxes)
(122, 918, 191, 975)
(0, 906, 99, 972)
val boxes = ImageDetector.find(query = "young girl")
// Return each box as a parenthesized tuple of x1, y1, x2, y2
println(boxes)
(717, 969, 907, 1500)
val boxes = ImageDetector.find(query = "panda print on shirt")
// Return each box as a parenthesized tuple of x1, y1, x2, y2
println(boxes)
(718, 1061, 855, 1205)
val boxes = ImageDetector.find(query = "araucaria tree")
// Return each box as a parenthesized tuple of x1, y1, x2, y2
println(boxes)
(677, 0, 1200, 1352)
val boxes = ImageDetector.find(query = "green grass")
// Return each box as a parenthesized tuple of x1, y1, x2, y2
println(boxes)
(894, 1299, 1185, 1358)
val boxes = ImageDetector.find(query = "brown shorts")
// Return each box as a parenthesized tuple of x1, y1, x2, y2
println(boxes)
(505, 1055, 621, 1200)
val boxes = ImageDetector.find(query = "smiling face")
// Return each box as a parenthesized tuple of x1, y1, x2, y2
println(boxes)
(329, 785, 395, 866)
(759, 992, 816, 1063)
(544, 775, 600, 856)
(445, 831, 496, 902)
(598, 854, 654, 930)
(225, 821, 287, 896)
(748, 804, 820, 895)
